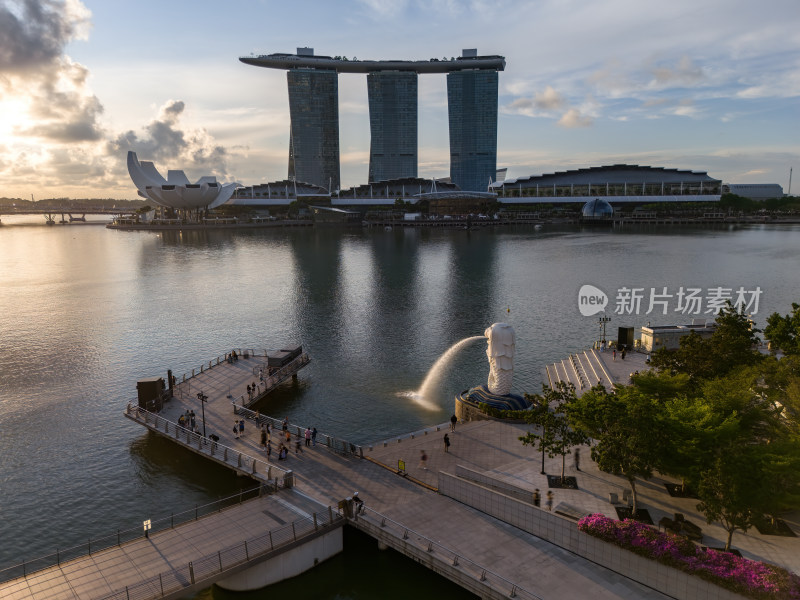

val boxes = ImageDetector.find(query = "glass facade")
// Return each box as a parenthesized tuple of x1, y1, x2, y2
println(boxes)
(367, 71, 418, 182)
(447, 70, 499, 192)
(287, 69, 340, 191)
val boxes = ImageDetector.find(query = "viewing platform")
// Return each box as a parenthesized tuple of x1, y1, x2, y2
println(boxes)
(5, 342, 798, 600)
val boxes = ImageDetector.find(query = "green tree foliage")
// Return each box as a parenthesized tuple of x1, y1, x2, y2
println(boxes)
(765, 302, 800, 355)
(519, 382, 588, 481)
(650, 302, 762, 382)
(567, 384, 667, 514)
(696, 443, 762, 551)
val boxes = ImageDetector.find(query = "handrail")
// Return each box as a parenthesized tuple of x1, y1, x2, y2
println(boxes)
(366, 421, 450, 450)
(234, 404, 363, 458)
(125, 404, 293, 480)
(0, 485, 277, 584)
(97, 509, 344, 600)
(354, 506, 544, 600)
(569, 354, 586, 389)
(590, 348, 614, 387)
(580, 351, 601, 384)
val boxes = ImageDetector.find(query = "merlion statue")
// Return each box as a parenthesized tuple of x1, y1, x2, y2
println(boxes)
(485, 323, 515, 396)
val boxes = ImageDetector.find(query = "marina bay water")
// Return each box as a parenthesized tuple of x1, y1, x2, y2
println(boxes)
(1, 215, 799, 598)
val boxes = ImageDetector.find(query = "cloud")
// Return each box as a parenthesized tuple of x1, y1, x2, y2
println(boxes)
(648, 56, 706, 88)
(0, 0, 91, 78)
(504, 85, 566, 118)
(557, 108, 593, 128)
(109, 100, 233, 180)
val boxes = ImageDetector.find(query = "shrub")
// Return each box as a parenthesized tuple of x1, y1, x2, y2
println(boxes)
(578, 513, 800, 599)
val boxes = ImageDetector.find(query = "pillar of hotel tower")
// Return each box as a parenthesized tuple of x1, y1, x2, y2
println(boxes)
(367, 71, 418, 183)
(446, 69, 499, 192)
(287, 69, 340, 191)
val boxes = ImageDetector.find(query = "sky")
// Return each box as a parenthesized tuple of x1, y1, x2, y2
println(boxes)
(0, 0, 798, 199)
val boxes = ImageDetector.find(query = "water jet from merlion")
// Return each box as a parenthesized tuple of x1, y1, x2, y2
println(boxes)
(400, 335, 485, 411)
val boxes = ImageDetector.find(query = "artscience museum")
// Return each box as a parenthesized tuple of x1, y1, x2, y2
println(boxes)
(127, 151, 238, 212)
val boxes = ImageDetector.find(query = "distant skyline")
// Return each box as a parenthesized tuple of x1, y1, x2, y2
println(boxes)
(0, 0, 798, 199)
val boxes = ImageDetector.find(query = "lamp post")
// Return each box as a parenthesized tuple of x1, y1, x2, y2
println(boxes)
(197, 391, 208, 438)
(598, 316, 611, 347)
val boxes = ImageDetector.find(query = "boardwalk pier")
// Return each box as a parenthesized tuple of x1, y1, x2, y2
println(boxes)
(4, 346, 798, 599)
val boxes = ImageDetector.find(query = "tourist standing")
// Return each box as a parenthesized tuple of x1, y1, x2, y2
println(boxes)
(612, 348, 616, 361)
(450, 414, 457, 431)
(233, 420, 239, 439)
(443, 433, 451, 453)
(239, 419, 245, 436)
(312, 427, 318, 446)
(533, 489, 541, 507)
(546, 491, 553, 511)
(305, 427, 312, 447)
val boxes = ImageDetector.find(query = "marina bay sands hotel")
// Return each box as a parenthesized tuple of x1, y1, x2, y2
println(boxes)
(240, 48, 506, 193)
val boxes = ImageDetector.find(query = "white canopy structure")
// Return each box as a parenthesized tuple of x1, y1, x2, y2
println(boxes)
(127, 151, 237, 210)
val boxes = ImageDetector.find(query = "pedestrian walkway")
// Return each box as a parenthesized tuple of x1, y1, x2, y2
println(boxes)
(362, 419, 800, 575)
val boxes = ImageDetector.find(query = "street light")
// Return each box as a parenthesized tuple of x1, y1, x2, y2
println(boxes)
(598, 316, 611, 346)
(197, 391, 208, 438)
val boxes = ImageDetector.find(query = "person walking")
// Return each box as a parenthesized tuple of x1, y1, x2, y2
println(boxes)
(233, 420, 239, 439)
(546, 491, 554, 511)
(238, 419, 245, 436)
(450, 414, 457, 431)
(443, 433, 451, 453)
(266, 443, 272, 461)
(574, 447, 581, 471)
(612, 348, 616, 361)
(419, 450, 428, 470)
(533, 489, 541, 507)
(260, 426, 267, 449)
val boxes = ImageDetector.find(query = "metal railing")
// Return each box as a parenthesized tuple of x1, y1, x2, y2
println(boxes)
(353, 507, 544, 600)
(365, 421, 451, 451)
(0, 485, 284, 584)
(233, 404, 363, 458)
(125, 404, 293, 481)
(98, 508, 343, 600)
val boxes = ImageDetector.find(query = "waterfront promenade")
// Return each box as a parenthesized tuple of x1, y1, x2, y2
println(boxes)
(4, 347, 798, 599)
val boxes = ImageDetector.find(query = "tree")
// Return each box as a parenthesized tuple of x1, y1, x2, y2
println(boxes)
(650, 302, 762, 381)
(567, 384, 667, 514)
(696, 443, 762, 551)
(520, 382, 588, 480)
(765, 302, 800, 355)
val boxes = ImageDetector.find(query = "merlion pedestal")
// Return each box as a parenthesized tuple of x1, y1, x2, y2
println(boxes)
(455, 323, 530, 420)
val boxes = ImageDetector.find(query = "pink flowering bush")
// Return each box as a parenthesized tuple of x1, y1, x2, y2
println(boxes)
(578, 513, 800, 599)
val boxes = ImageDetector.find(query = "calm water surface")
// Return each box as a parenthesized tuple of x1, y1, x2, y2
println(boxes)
(1, 215, 798, 597)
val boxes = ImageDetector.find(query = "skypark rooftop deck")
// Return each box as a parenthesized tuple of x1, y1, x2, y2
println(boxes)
(239, 53, 506, 73)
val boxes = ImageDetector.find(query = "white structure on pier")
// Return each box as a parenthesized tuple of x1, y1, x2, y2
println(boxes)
(127, 151, 238, 210)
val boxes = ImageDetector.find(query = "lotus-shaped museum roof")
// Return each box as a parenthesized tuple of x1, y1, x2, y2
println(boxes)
(127, 151, 237, 210)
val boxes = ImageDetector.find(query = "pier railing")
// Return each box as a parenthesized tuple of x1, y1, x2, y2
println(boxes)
(353, 506, 543, 600)
(125, 404, 293, 481)
(0, 485, 286, 584)
(97, 508, 343, 600)
(233, 404, 364, 458)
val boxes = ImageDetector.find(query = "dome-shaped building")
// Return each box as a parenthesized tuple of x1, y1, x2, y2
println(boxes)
(581, 198, 614, 221)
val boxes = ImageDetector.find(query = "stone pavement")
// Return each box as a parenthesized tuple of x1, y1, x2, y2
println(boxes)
(362, 418, 800, 575)
(288, 428, 669, 599)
